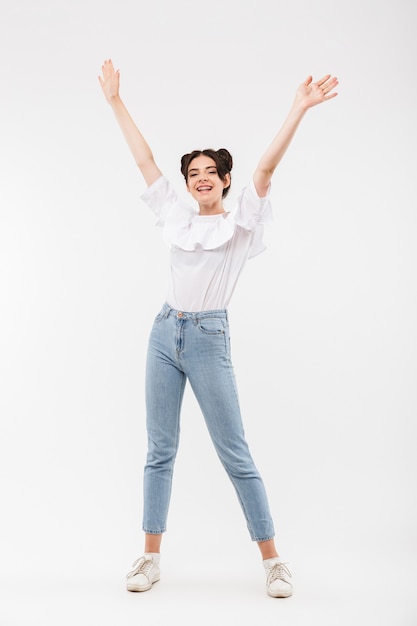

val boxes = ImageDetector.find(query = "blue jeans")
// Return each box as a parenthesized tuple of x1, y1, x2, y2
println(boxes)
(143, 303, 275, 542)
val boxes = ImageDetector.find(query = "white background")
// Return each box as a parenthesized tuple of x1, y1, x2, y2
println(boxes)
(1, 0, 416, 624)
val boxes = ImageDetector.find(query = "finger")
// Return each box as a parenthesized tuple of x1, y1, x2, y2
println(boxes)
(304, 75, 313, 86)
(324, 77, 338, 90)
(326, 79, 339, 94)
(324, 76, 338, 86)
(317, 74, 331, 86)
(102, 59, 114, 79)
(320, 78, 338, 96)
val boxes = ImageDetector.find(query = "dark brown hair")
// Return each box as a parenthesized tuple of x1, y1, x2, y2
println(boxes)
(180, 148, 233, 198)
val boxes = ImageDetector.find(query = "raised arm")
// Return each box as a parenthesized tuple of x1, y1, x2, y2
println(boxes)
(98, 59, 162, 187)
(253, 74, 338, 197)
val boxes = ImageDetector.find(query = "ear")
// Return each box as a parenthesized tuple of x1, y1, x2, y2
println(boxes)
(223, 173, 231, 189)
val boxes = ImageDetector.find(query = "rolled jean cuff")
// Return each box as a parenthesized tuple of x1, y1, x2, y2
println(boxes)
(248, 519, 275, 542)
(252, 535, 275, 542)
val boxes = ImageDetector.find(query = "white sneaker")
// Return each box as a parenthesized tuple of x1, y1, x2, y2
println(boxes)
(126, 555, 160, 592)
(265, 559, 293, 598)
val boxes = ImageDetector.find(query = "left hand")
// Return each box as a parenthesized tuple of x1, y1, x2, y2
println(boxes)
(99, 59, 121, 104)
(296, 74, 338, 110)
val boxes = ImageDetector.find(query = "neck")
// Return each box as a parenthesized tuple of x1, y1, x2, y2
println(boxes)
(198, 199, 225, 216)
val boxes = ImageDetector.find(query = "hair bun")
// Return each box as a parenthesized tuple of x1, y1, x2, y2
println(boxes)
(216, 148, 233, 172)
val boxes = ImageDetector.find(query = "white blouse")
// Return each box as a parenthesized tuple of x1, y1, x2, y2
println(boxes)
(141, 175, 273, 312)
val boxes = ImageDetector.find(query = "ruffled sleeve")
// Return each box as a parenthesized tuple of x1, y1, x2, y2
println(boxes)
(233, 179, 273, 259)
(233, 178, 273, 231)
(140, 175, 183, 227)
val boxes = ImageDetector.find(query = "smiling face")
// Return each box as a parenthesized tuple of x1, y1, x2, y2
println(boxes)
(186, 155, 231, 208)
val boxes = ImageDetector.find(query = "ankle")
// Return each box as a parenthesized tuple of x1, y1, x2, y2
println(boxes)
(257, 538, 279, 561)
(144, 552, 161, 565)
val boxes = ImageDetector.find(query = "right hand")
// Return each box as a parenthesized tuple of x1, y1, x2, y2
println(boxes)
(98, 59, 120, 103)
(295, 74, 338, 111)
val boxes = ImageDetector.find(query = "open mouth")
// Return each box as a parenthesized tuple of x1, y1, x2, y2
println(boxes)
(197, 186, 213, 192)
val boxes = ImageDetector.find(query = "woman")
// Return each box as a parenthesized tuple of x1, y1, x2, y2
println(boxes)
(99, 59, 338, 598)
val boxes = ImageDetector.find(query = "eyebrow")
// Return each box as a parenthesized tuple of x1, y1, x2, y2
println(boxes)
(188, 166, 217, 174)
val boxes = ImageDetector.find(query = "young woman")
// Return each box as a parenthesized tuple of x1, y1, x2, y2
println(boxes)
(99, 59, 338, 598)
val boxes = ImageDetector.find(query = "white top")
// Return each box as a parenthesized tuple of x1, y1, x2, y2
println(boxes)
(141, 175, 273, 312)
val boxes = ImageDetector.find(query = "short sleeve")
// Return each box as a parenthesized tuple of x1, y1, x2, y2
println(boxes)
(233, 178, 273, 231)
(140, 175, 179, 226)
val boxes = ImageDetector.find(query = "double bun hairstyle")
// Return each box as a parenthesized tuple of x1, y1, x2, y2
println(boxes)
(180, 148, 233, 198)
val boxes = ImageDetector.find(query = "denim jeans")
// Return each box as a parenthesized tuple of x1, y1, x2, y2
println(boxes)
(143, 303, 275, 542)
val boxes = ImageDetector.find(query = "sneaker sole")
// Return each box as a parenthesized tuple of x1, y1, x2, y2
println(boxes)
(127, 576, 160, 592)
(267, 588, 293, 598)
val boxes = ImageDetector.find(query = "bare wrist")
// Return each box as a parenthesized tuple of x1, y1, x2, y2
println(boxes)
(292, 97, 308, 116)
(108, 94, 122, 107)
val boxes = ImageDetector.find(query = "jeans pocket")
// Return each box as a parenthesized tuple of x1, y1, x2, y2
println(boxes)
(154, 307, 167, 323)
(197, 317, 226, 335)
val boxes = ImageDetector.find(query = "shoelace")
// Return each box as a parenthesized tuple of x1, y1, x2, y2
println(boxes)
(126, 556, 154, 580)
(267, 562, 292, 584)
